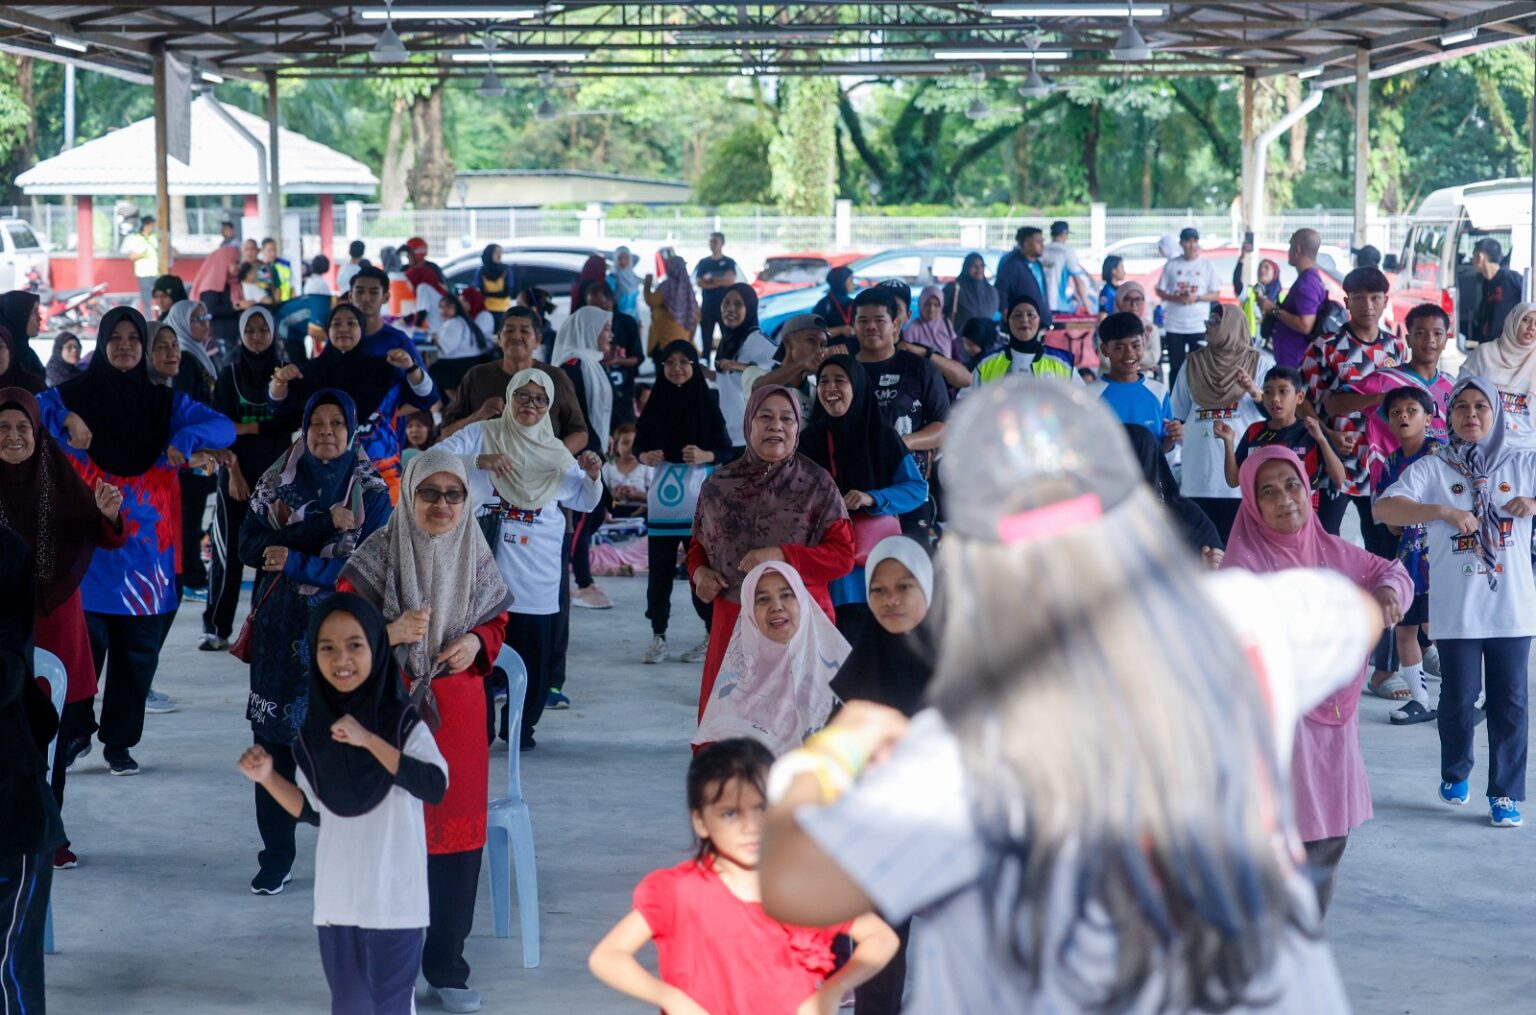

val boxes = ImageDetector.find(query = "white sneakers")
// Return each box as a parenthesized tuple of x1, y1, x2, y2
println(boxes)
(642, 635, 668, 664)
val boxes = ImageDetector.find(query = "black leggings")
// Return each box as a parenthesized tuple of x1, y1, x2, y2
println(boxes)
(645, 535, 710, 637)
(422, 849, 483, 989)
(254, 733, 298, 874)
(571, 492, 609, 590)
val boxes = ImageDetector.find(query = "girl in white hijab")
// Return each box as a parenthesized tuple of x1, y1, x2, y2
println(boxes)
(1459, 301, 1536, 446)
(611, 246, 642, 316)
(550, 305, 615, 447)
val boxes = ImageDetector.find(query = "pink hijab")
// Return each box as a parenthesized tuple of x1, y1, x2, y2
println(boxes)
(1223, 446, 1411, 724)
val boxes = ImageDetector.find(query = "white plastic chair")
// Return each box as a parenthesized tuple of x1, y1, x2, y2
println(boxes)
(485, 644, 540, 968)
(34, 649, 65, 956)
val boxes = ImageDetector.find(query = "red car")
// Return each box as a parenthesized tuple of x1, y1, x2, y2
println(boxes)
(752, 250, 868, 297)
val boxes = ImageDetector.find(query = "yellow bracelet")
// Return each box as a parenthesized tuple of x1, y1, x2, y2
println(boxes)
(803, 727, 871, 781)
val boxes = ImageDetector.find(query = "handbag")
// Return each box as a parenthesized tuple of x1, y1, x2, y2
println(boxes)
(229, 575, 280, 664)
(851, 511, 901, 567)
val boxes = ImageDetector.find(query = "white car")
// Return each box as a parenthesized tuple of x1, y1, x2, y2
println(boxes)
(0, 218, 50, 292)
(1099, 235, 1168, 277)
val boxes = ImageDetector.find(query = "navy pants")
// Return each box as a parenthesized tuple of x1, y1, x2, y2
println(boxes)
(0, 852, 51, 1015)
(317, 925, 422, 1015)
(84, 611, 165, 750)
(1438, 637, 1531, 800)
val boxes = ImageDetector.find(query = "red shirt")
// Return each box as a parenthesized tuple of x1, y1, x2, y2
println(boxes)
(634, 860, 850, 1015)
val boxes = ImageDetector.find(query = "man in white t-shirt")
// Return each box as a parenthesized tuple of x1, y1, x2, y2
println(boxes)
(1156, 227, 1221, 384)
(1041, 220, 1092, 316)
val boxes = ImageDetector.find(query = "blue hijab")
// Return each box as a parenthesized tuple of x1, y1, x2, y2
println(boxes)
(249, 388, 385, 544)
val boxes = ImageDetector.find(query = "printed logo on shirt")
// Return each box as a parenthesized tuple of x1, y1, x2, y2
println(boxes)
(1500, 482, 1512, 493)
(879, 374, 900, 388)
(1197, 403, 1238, 422)
(1462, 562, 1504, 577)
(1501, 391, 1530, 419)
(1451, 483, 1466, 495)
(1451, 518, 1513, 555)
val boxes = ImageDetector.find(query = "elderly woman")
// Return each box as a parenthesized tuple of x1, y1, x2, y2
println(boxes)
(36, 307, 233, 776)
(687, 384, 854, 720)
(341, 449, 511, 1014)
(0, 387, 125, 869)
(1459, 301, 1536, 446)
(1223, 446, 1411, 911)
(237, 388, 392, 895)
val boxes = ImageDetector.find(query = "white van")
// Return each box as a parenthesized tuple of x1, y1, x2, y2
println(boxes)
(1388, 178, 1532, 349)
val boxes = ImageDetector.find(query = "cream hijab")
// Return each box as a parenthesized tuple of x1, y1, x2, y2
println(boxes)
(482, 367, 578, 509)
(1462, 301, 1536, 396)
(1184, 303, 1260, 408)
(550, 305, 613, 443)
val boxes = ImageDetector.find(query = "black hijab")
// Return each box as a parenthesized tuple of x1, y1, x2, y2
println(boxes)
(633, 339, 731, 462)
(1123, 424, 1223, 552)
(479, 244, 508, 285)
(831, 619, 935, 719)
(714, 282, 761, 363)
(0, 521, 62, 859)
(58, 306, 176, 478)
(0, 325, 43, 393)
(153, 274, 188, 305)
(800, 353, 909, 495)
(825, 266, 855, 306)
(290, 304, 401, 420)
(294, 593, 419, 817)
(1006, 293, 1048, 357)
(46, 332, 83, 387)
(232, 307, 280, 401)
(0, 291, 46, 380)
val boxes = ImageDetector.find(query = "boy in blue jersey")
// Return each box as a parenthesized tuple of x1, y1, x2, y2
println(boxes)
(1088, 311, 1180, 452)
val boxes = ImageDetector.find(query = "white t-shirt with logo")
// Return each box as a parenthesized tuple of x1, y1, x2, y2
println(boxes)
(1156, 256, 1221, 334)
(1379, 453, 1536, 640)
(1170, 353, 1274, 499)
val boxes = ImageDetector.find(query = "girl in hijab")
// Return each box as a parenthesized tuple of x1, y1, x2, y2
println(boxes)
(1377, 376, 1536, 829)
(0, 290, 47, 378)
(800, 354, 927, 639)
(438, 368, 604, 750)
(237, 594, 447, 1015)
(203, 307, 301, 652)
(760, 378, 1390, 1013)
(968, 294, 1078, 389)
(610, 245, 642, 316)
(46, 331, 83, 387)
(238, 388, 392, 894)
(903, 286, 959, 360)
(1172, 303, 1273, 541)
(644, 255, 699, 361)
(1458, 301, 1536, 447)
(459, 287, 496, 343)
(572, 254, 608, 312)
(688, 384, 853, 720)
(475, 244, 512, 330)
(713, 283, 777, 446)
(813, 265, 858, 344)
(1123, 423, 1224, 560)
(943, 252, 999, 343)
(634, 340, 733, 664)
(694, 561, 851, 755)
(1114, 280, 1162, 379)
(552, 305, 617, 610)
(163, 299, 222, 597)
(36, 307, 234, 776)
(341, 449, 511, 1011)
(401, 410, 438, 467)
(270, 302, 434, 503)
(0, 324, 44, 393)
(1224, 446, 1411, 908)
(429, 289, 489, 394)
(0, 387, 125, 869)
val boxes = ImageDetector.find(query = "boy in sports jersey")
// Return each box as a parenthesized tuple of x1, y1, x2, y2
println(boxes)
(1346, 303, 1455, 488)
(1215, 365, 1345, 500)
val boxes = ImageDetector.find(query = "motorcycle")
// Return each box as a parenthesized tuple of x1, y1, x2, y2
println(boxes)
(39, 281, 111, 335)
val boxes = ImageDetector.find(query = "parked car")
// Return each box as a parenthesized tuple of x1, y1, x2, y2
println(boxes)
(1098, 235, 1169, 277)
(757, 246, 1009, 337)
(751, 250, 867, 297)
(0, 218, 50, 293)
(1387, 178, 1532, 350)
(439, 249, 603, 334)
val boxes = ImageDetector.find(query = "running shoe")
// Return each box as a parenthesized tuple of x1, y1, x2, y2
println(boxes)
(63, 736, 92, 771)
(1422, 643, 1441, 678)
(1490, 797, 1523, 827)
(572, 585, 613, 609)
(144, 690, 178, 714)
(104, 747, 140, 776)
(546, 688, 571, 710)
(681, 639, 709, 664)
(642, 634, 668, 665)
(199, 634, 230, 652)
(1439, 780, 1469, 805)
(250, 868, 293, 895)
(53, 846, 78, 870)
(437, 987, 482, 1013)
(182, 586, 209, 602)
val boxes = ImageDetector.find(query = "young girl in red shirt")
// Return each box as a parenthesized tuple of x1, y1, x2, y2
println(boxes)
(589, 739, 897, 1014)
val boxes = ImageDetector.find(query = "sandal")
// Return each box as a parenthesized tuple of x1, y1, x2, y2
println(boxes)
(1367, 673, 1413, 701)
(1389, 700, 1437, 725)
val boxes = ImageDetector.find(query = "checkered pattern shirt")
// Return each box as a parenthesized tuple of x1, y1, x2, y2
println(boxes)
(1300, 327, 1407, 496)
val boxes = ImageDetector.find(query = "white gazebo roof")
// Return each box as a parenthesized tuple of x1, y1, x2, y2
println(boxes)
(16, 94, 377, 197)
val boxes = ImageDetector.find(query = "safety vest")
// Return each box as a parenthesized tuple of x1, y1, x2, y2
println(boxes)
(272, 260, 294, 302)
(976, 347, 1076, 384)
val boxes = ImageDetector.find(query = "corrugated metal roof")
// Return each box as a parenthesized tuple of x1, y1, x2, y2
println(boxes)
(15, 94, 377, 196)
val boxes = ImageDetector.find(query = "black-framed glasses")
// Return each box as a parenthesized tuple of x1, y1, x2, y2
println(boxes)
(512, 392, 550, 408)
(415, 487, 467, 505)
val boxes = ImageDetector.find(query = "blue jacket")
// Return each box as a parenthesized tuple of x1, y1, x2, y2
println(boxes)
(363, 324, 438, 411)
(829, 453, 928, 608)
(994, 250, 1054, 329)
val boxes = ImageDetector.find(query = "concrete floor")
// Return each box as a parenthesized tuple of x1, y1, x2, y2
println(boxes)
(44, 575, 1536, 1013)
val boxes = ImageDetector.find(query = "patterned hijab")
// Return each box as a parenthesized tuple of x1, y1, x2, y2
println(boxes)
(1438, 376, 1514, 590)
(1184, 303, 1260, 408)
(342, 448, 511, 680)
(659, 254, 699, 332)
(694, 384, 848, 603)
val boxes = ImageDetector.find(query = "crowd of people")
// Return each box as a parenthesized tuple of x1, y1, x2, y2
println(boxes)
(1, 216, 1533, 1015)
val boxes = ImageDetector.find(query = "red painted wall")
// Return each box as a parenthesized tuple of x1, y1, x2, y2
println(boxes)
(49, 254, 211, 294)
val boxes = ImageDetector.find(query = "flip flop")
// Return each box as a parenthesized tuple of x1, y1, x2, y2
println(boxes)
(1389, 700, 1437, 725)
(1367, 673, 1413, 701)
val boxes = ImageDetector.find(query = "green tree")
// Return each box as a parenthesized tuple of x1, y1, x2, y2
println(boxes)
(770, 76, 838, 215)
(695, 121, 774, 204)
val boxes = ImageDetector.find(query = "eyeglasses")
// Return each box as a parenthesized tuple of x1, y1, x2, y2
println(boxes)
(512, 392, 550, 408)
(191, 313, 212, 322)
(415, 487, 467, 505)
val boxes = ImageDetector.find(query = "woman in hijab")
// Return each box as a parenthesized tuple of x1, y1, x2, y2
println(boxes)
(644, 254, 699, 361)
(903, 286, 959, 361)
(203, 307, 301, 652)
(1171, 303, 1273, 542)
(688, 384, 854, 720)
(35, 307, 233, 776)
(1377, 376, 1536, 829)
(610, 245, 642, 316)
(813, 265, 858, 344)
(694, 560, 851, 755)
(713, 282, 777, 446)
(633, 340, 733, 664)
(1224, 446, 1410, 910)
(163, 299, 222, 596)
(0, 387, 125, 868)
(943, 252, 999, 342)
(969, 293, 1078, 388)
(475, 244, 512, 330)
(1122, 423, 1223, 560)
(762, 379, 1385, 1012)
(0, 291, 47, 378)
(270, 302, 434, 502)
(0, 324, 44, 393)
(237, 388, 392, 894)
(438, 368, 603, 750)
(1114, 280, 1162, 379)
(1458, 301, 1536, 447)
(46, 331, 83, 387)
(340, 449, 511, 1010)
(800, 354, 927, 640)
(551, 305, 617, 609)
(572, 254, 608, 312)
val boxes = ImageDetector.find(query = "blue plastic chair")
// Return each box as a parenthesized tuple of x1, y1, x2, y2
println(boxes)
(34, 649, 65, 956)
(485, 645, 540, 968)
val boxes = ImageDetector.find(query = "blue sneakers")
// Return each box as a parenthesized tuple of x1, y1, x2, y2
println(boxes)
(1438, 780, 1469, 805)
(1490, 797, 1523, 827)
(546, 688, 571, 710)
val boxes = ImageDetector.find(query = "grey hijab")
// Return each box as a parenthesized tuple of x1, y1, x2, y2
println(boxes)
(163, 299, 219, 380)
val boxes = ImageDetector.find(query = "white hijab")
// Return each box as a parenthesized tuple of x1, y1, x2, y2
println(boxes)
(1462, 301, 1536, 396)
(164, 299, 218, 380)
(550, 305, 613, 443)
(693, 562, 850, 756)
(482, 367, 578, 510)
(864, 535, 934, 602)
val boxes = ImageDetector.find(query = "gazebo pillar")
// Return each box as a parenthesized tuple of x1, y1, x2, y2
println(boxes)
(76, 195, 94, 286)
(318, 193, 335, 285)
(244, 194, 259, 220)
(1353, 44, 1371, 252)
